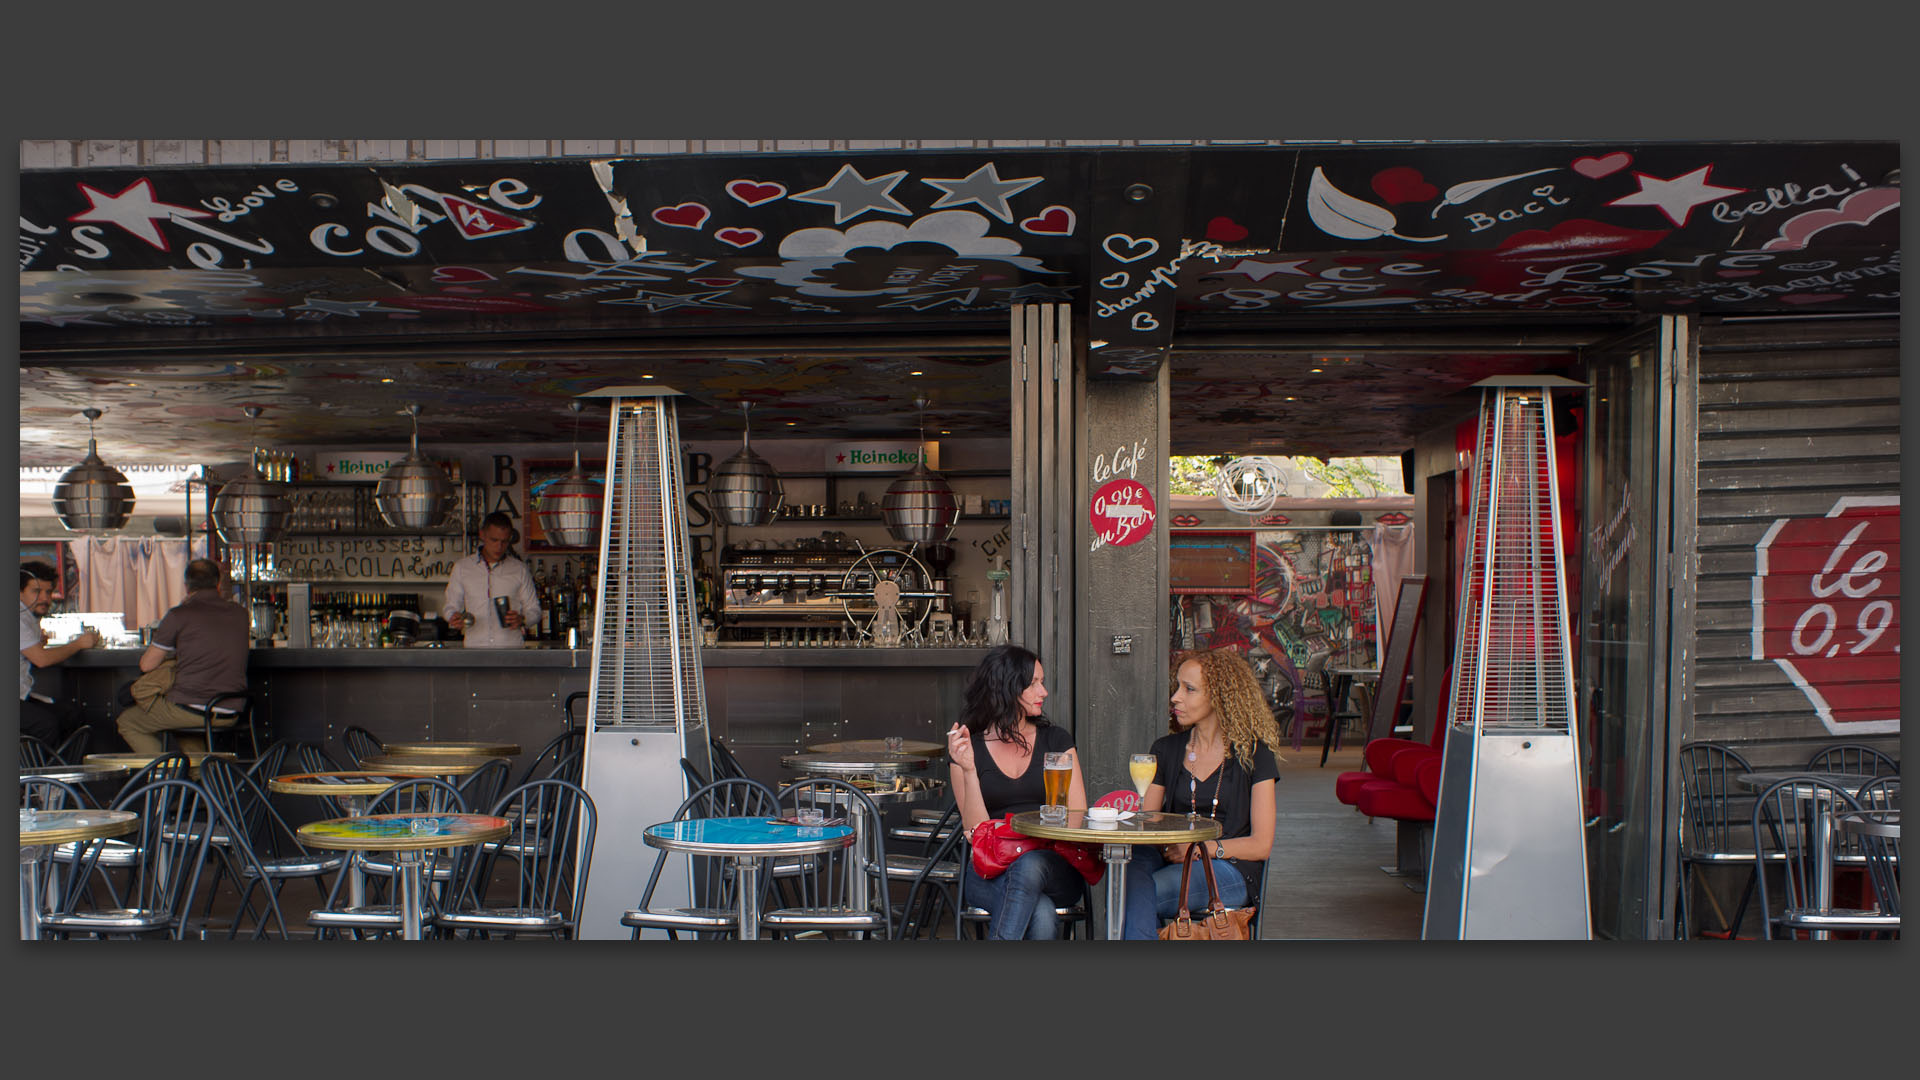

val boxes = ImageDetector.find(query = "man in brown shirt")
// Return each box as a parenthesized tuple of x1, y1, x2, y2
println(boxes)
(115, 558, 251, 754)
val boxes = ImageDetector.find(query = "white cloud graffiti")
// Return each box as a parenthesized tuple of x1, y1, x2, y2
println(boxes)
(734, 210, 1061, 297)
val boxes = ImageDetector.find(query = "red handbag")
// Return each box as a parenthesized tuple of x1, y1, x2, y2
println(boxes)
(968, 813, 1106, 886)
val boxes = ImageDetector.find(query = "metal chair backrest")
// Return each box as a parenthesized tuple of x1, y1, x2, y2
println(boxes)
(562, 691, 587, 731)
(244, 738, 294, 786)
(710, 736, 750, 782)
(342, 726, 384, 768)
(1854, 775, 1900, 811)
(466, 778, 598, 931)
(94, 778, 219, 937)
(20, 736, 60, 768)
(1854, 812, 1901, 920)
(20, 776, 94, 811)
(1749, 775, 1865, 940)
(1678, 742, 1755, 858)
(125, 751, 192, 789)
(198, 754, 271, 852)
(640, 777, 778, 916)
(458, 757, 512, 818)
(515, 727, 586, 788)
(895, 800, 963, 940)
(367, 777, 467, 816)
(1805, 743, 1899, 778)
(680, 757, 711, 793)
(201, 690, 261, 762)
(774, 777, 891, 935)
(293, 741, 348, 775)
(53, 727, 91, 764)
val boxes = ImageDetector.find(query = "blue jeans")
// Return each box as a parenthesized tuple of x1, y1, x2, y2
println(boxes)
(1120, 847, 1249, 940)
(964, 849, 1086, 940)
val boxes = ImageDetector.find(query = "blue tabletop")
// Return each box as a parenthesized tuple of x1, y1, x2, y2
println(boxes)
(643, 816, 854, 855)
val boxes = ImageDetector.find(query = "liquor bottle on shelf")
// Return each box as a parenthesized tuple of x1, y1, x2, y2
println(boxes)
(533, 563, 551, 641)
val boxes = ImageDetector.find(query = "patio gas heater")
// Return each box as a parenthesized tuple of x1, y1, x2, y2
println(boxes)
(1423, 375, 1591, 940)
(573, 386, 715, 939)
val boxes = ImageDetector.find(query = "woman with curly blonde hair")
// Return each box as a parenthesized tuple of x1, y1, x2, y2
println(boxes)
(1121, 648, 1282, 938)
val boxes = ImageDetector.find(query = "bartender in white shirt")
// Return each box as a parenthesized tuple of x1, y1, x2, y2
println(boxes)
(443, 512, 542, 649)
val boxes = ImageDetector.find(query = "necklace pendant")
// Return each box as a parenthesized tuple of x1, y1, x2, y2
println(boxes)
(1186, 749, 1197, 762)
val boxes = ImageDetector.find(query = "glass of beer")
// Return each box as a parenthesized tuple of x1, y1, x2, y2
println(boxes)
(1040, 752, 1071, 821)
(1129, 754, 1156, 812)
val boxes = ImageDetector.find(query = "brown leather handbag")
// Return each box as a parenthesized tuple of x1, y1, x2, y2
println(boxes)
(1158, 843, 1257, 941)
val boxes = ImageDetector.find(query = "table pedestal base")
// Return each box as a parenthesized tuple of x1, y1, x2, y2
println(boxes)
(732, 858, 762, 941)
(1101, 843, 1132, 941)
(20, 845, 47, 941)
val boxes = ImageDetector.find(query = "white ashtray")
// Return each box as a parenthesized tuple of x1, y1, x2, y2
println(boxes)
(1085, 807, 1121, 823)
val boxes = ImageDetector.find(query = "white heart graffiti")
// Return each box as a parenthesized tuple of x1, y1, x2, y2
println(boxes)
(1129, 311, 1160, 332)
(1103, 233, 1159, 263)
(1099, 272, 1130, 289)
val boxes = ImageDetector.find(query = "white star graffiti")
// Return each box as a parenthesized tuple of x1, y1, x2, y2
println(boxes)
(288, 298, 415, 317)
(790, 164, 913, 224)
(67, 178, 213, 252)
(1606, 165, 1747, 228)
(603, 288, 751, 313)
(921, 162, 1043, 223)
(1213, 258, 1313, 282)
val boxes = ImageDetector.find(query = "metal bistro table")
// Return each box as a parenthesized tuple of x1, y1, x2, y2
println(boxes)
(84, 751, 234, 779)
(355, 753, 495, 777)
(20, 762, 134, 791)
(378, 741, 522, 758)
(297, 813, 509, 940)
(781, 751, 932, 778)
(1011, 810, 1221, 941)
(804, 739, 947, 758)
(268, 771, 433, 907)
(1735, 770, 1876, 940)
(643, 817, 855, 941)
(19, 808, 139, 940)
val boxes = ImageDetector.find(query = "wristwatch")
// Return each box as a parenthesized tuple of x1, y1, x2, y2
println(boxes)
(1214, 840, 1227, 861)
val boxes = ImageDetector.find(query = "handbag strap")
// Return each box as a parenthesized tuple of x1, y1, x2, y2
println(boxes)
(1173, 841, 1225, 919)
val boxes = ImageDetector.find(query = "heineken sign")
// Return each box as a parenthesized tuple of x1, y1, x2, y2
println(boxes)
(825, 441, 940, 473)
(314, 451, 461, 482)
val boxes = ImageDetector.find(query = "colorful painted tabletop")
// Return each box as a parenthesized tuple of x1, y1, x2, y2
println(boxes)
(643, 816, 855, 857)
(298, 813, 509, 852)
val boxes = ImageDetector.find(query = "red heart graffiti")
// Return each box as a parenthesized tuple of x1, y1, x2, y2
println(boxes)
(715, 227, 763, 249)
(1371, 166, 1438, 204)
(651, 202, 710, 229)
(1019, 206, 1075, 235)
(726, 179, 786, 206)
(1571, 152, 1632, 179)
(431, 266, 495, 283)
(1204, 216, 1249, 243)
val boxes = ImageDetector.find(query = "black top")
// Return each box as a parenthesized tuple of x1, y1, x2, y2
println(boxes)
(972, 722, 1075, 817)
(1150, 731, 1281, 884)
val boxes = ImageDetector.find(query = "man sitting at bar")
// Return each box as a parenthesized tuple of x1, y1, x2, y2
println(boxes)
(19, 561, 100, 745)
(114, 558, 250, 754)
(443, 511, 542, 649)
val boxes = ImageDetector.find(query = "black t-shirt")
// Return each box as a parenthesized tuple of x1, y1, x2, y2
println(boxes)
(972, 722, 1075, 817)
(1150, 731, 1281, 882)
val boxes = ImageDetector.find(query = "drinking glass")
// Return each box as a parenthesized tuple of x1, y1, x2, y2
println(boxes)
(1040, 752, 1071, 821)
(1129, 753, 1156, 814)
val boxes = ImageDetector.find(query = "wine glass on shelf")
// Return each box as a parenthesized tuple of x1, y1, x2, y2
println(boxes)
(1129, 754, 1156, 817)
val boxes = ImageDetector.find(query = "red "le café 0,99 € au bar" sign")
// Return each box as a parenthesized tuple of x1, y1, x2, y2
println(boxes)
(1751, 496, 1900, 734)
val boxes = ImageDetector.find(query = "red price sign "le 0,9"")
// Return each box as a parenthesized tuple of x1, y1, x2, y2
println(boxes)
(1751, 497, 1900, 733)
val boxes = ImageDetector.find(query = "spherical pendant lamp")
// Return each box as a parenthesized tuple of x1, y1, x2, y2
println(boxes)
(213, 406, 292, 545)
(711, 401, 784, 527)
(882, 397, 958, 544)
(374, 403, 456, 530)
(53, 407, 136, 532)
(536, 400, 603, 549)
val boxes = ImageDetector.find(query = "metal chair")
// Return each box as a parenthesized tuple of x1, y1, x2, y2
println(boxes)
(40, 778, 217, 940)
(1855, 775, 1900, 811)
(196, 755, 343, 938)
(955, 833, 1091, 940)
(19, 735, 60, 768)
(622, 777, 780, 940)
(342, 725, 384, 768)
(53, 727, 91, 764)
(680, 757, 712, 792)
(1805, 743, 1899, 778)
(457, 757, 512, 821)
(439, 779, 598, 940)
(309, 778, 467, 940)
(513, 727, 586, 789)
(762, 778, 892, 939)
(709, 735, 751, 782)
(1750, 775, 1888, 939)
(20, 777, 100, 925)
(563, 690, 588, 730)
(893, 801, 966, 940)
(1676, 742, 1762, 939)
(1852, 810, 1901, 935)
(50, 751, 191, 908)
(243, 737, 294, 786)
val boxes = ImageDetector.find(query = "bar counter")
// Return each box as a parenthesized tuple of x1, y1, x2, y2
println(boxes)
(61, 644, 987, 790)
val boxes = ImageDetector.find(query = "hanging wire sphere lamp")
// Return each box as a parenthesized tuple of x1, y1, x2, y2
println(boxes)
(536, 401, 603, 549)
(213, 406, 291, 544)
(53, 407, 136, 532)
(374, 403, 456, 530)
(711, 401, 784, 526)
(882, 397, 958, 544)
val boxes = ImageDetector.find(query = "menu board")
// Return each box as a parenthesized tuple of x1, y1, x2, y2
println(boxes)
(1169, 531, 1255, 595)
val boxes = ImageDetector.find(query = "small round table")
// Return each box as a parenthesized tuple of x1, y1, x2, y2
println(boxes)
(1011, 810, 1222, 941)
(19, 808, 139, 940)
(781, 751, 931, 779)
(84, 751, 233, 778)
(378, 741, 521, 758)
(20, 763, 134, 788)
(268, 771, 432, 907)
(355, 753, 494, 776)
(804, 739, 946, 758)
(642, 817, 855, 941)
(297, 813, 509, 940)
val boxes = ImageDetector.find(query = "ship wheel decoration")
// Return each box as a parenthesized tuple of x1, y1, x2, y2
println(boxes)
(840, 543, 935, 646)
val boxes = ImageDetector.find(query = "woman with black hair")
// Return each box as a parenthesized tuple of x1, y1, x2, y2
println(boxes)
(946, 644, 1088, 939)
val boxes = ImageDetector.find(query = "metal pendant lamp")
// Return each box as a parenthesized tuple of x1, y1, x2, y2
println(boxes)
(53, 407, 136, 532)
(213, 406, 292, 545)
(882, 396, 958, 544)
(374, 402, 456, 530)
(536, 399, 603, 549)
(711, 401, 784, 526)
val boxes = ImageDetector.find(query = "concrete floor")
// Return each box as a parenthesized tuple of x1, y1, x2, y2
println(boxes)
(1257, 744, 1425, 940)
